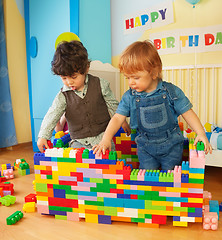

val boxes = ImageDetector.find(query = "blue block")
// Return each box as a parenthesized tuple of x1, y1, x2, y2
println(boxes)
(54, 189, 66, 198)
(98, 215, 111, 224)
(182, 161, 189, 171)
(124, 189, 145, 196)
(189, 168, 205, 174)
(124, 199, 145, 209)
(89, 150, 95, 159)
(117, 194, 131, 199)
(181, 174, 189, 183)
(77, 191, 97, 197)
(166, 197, 188, 203)
(209, 200, 219, 219)
(49, 210, 67, 216)
(173, 216, 180, 221)
(83, 178, 90, 182)
(104, 197, 124, 207)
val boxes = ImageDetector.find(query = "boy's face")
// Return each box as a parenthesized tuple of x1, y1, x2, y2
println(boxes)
(61, 73, 86, 91)
(124, 70, 158, 93)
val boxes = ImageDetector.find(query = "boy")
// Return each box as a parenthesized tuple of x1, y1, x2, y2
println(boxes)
(93, 41, 212, 170)
(37, 40, 130, 152)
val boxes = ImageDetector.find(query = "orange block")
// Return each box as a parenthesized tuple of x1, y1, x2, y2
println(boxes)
(166, 206, 173, 211)
(138, 223, 159, 228)
(195, 217, 203, 223)
(180, 212, 188, 217)
(46, 166, 52, 171)
(152, 186, 166, 192)
(36, 188, 54, 197)
(85, 209, 104, 215)
(181, 183, 203, 189)
(111, 216, 131, 222)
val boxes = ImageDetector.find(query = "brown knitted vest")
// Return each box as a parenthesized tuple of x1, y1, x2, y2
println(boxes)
(62, 74, 111, 139)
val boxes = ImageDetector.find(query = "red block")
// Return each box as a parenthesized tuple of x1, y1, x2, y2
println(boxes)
(70, 172, 83, 181)
(48, 197, 78, 208)
(58, 181, 77, 186)
(181, 202, 203, 208)
(25, 193, 37, 203)
(152, 215, 167, 224)
(110, 188, 124, 194)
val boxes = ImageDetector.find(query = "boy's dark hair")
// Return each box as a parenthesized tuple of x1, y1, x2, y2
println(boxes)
(51, 41, 90, 76)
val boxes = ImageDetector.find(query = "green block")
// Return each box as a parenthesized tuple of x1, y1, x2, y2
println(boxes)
(49, 206, 73, 212)
(66, 194, 78, 200)
(90, 178, 103, 183)
(145, 214, 152, 219)
(189, 178, 204, 184)
(18, 168, 26, 176)
(57, 157, 76, 163)
(0, 195, 16, 206)
(109, 151, 117, 160)
(131, 218, 145, 223)
(6, 211, 23, 225)
(82, 149, 89, 159)
(97, 197, 104, 202)
(196, 141, 205, 151)
(104, 206, 117, 216)
(55, 215, 67, 220)
(47, 175, 52, 179)
(85, 200, 104, 206)
(150, 205, 166, 211)
(36, 183, 48, 192)
(188, 208, 196, 213)
(53, 184, 72, 191)
(65, 190, 78, 195)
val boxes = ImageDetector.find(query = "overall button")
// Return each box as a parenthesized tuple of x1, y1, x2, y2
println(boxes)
(163, 94, 166, 99)
(136, 98, 140, 102)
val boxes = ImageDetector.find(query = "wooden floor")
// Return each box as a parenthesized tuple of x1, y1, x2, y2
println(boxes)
(0, 142, 221, 240)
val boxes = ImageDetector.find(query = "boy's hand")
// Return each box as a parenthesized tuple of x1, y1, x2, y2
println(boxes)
(92, 139, 111, 155)
(37, 138, 49, 153)
(122, 120, 131, 136)
(194, 134, 212, 154)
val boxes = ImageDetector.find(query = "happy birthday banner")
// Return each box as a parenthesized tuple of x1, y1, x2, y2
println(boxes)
(124, 0, 174, 34)
(149, 25, 222, 55)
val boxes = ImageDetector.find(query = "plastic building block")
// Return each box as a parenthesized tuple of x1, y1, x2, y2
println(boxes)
(3, 168, 14, 179)
(25, 193, 37, 203)
(23, 202, 36, 212)
(34, 147, 206, 228)
(219, 202, 222, 212)
(6, 211, 23, 225)
(203, 212, 218, 230)
(0, 195, 16, 206)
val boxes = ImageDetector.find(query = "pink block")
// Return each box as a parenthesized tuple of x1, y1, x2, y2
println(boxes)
(173, 165, 181, 183)
(203, 212, 218, 230)
(97, 192, 117, 198)
(37, 205, 49, 214)
(67, 212, 80, 221)
(159, 192, 181, 197)
(40, 161, 58, 166)
(203, 191, 212, 200)
(189, 150, 205, 169)
(71, 186, 90, 191)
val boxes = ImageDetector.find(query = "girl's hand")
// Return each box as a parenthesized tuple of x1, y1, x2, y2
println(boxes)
(92, 139, 111, 155)
(194, 134, 212, 154)
(122, 120, 131, 136)
(37, 138, 49, 153)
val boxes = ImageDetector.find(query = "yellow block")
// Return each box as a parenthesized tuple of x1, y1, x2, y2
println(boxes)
(117, 184, 131, 190)
(34, 165, 46, 170)
(188, 198, 203, 203)
(152, 201, 174, 207)
(117, 207, 124, 212)
(166, 187, 188, 193)
(189, 173, 204, 179)
(173, 221, 188, 227)
(37, 196, 48, 201)
(109, 179, 116, 184)
(85, 214, 98, 223)
(137, 185, 152, 191)
(138, 209, 180, 216)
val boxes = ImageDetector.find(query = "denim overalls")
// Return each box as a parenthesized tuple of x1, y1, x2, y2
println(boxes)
(135, 82, 184, 170)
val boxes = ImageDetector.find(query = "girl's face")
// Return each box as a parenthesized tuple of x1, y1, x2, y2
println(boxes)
(61, 73, 86, 91)
(124, 70, 158, 93)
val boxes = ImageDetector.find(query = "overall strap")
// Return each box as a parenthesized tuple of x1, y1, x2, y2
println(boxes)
(162, 81, 178, 101)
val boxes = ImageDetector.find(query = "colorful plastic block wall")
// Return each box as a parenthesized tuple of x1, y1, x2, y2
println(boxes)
(34, 148, 205, 228)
